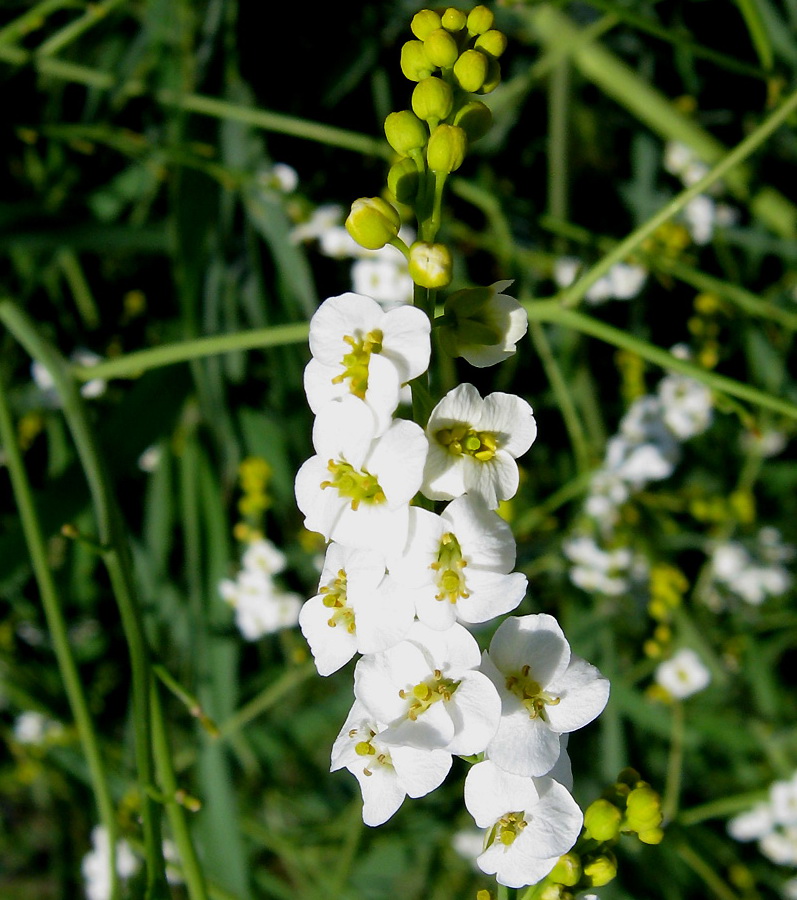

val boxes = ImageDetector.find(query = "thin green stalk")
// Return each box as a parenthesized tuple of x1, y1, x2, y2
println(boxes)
(150, 682, 210, 900)
(674, 841, 743, 900)
(35, 0, 129, 57)
(0, 299, 168, 895)
(0, 370, 120, 900)
(528, 320, 591, 474)
(524, 299, 797, 421)
(57, 248, 100, 330)
(557, 83, 797, 308)
(0, 0, 77, 45)
(547, 58, 570, 232)
(661, 702, 685, 825)
(677, 789, 769, 827)
(70, 322, 311, 382)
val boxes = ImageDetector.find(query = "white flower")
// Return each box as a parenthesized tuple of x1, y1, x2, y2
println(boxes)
(220, 570, 302, 640)
(294, 395, 428, 553)
(727, 803, 775, 842)
(761, 827, 797, 866)
(241, 538, 287, 576)
(481, 613, 610, 777)
(422, 384, 536, 509)
(82, 826, 140, 900)
(658, 373, 713, 440)
(606, 263, 647, 300)
(684, 194, 716, 244)
(605, 396, 681, 487)
(771, 774, 797, 827)
(354, 621, 501, 756)
(464, 760, 583, 889)
(32, 349, 106, 406)
(304, 292, 431, 434)
(441, 280, 529, 368)
(14, 710, 63, 745)
(654, 648, 711, 699)
(387, 495, 527, 630)
(584, 469, 629, 523)
(290, 203, 344, 244)
(330, 700, 452, 826)
(299, 543, 414, 676)
(563, 536, 633, 597)
(351, 252, 413, 310)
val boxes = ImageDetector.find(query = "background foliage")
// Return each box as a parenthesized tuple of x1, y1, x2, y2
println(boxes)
(1, 1, 797, 898)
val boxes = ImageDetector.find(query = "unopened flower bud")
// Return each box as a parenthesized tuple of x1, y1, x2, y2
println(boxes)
(427, 124, 467, 174)
(384, 110, 428, 155)
(617, 768, 642, 788)
(583, 852, 617, 888)
(478, 56, 502, 93)
(345, 197, 401, 250)
(424, 27, 459, 67)
(638, 826, 665, 845)
(549, 852, 582, 887)
(453, 49, 489, 92)
(409, 241, 452, 288)
(454, 99, 492, 141)
(401, 39, 434, 81)
(625, 784, 664, 833)
(387, 157, 419, 205)
(442, 7, 467, 32)
(584, 798, 622, 842)
(467, 5, 495, 35)
(411, 8, 442, 40)
(475, 29, 508, 58)
(412, 76, 454, 124)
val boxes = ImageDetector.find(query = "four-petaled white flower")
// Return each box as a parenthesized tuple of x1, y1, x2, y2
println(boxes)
(422, 384, 537, 509)
(300, 543, 414, 676)
(387, 495, 527, 630)
(464, 760, 583, 888)
(330, 700, 452, 827)
(654, 647, 711, 700)
(304, 292, 431, 434)
(354, 621, 501, 756)
(481, 613, 610, 777)
(294, 395, 428, 554)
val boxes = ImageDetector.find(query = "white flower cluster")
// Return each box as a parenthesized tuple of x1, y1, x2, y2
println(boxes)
(554, 257, 647, 306)
(218, 538, 302, 640)
(663, 141, 738, 245)
(13, 710, 65, 745)
(294, 291, 610, 888)
(728, 771, 797, 867)
(709, 526, 793, 607)
(653, 647, 711, 700)
(82, 826, 140, 900)
(291, 204, 414, 310)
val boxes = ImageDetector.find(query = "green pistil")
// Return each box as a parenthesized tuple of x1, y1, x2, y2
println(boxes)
(321, 460, 387, 511)
(331, 328, 384, 399)
(434, 423, 498, 461)
(494, 811, 527, 846)
(430, 532, 469, 603)
(399, 669, 461, 720)
(320, 568, 356, 633)
(505, 665, 561, 720)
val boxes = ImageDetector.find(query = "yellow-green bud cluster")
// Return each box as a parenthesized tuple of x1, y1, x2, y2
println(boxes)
(537, 768, 664, 900)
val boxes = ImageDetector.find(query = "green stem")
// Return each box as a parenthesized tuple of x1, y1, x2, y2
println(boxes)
(523, 299, 797, 420)
(0, 0, 77, 45)
(0, 368, 120, 900)
(150, 682, 210, 900)
(673, 841, 743, 900)
(70, 322, 310, 382)
(677, 789, 769, 827)
(557, 83, 797, 308)
(35, 0, 129, 57)
(661, 701, 685, 824)
(0, 299, 168, 894)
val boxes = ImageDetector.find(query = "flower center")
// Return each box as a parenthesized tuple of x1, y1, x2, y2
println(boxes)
(430, 532, 469, 603)
(494, 811, 528, 846)
(434, 424, 497, 461)
(331, 329, 384, 399)
(399, 669, 461, 720)
(349, 725, 392, 776)
(505, 665, 561, 720)
(320, 568, 356, 633)
(321, 459, 387, 511)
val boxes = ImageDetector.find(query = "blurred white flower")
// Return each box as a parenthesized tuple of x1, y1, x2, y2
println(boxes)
(654, 648, 711, 699)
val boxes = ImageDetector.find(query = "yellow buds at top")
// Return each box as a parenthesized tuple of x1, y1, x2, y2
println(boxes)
(345, 197, 401, 250)
(409, 241, 452, 288)
(427, 124, 468, 174)
(411, 8, 442, 40)
(454, 99, 493, 141)
(475, 29, 508, 58)
(412, 76, 454, 125)
(584, 798, 623, 842)
(549, 853, 582, 887)
(453, 49, 489, 92)
(384, 110, 428, 155)
(441, 7, 467, 32)
(624, 784, 664, 834)
(401, 39, 434, 81)
(424, 27, 459, 68)
(467, 5, 495, 35)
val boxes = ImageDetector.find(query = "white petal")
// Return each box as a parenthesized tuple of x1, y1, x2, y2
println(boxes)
(546, 656, 611, 733)
(488, 614, 571, 685)
(391, 745, 452, 798)
(367, 418, 428, 506)
(299, 595, 358, 676)
(380, 304, 432, 382)
(309, 293, 383, 363)
(464, 760, 540, 827)
(478, 393, 537, 458)
(442, 494, 516, 572)
(456, 570, 527, 623)
(464, 453, 518, 508)
(421, 443, 467, 501)
(445, 671, 501, 755)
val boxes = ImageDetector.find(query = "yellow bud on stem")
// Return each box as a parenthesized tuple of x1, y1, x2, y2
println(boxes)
(345, 197, 401, 250)
(467, 5, 495, 35)
(453, 49, 489, 92)
(411, 8, 442, 40)
(427, 124, 468, 173)
(424, 27, 459, 67)
(384, 110, 428, 155)
(401, 39, 434, 81)
(412, 76, 454, 125)
(409, 241, 452, 288)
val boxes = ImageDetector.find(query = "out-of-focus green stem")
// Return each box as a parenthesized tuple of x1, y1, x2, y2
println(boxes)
(0, 0, 77, 45)
(661, 701, 685, 824)
(0, 370, 120, 900)
(0, 299, 168, 895)
(678, 789, 769, 826)
(524, 299, 797, 419)
(674, 842, 743, 900)
(35, 0, 128, 56)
